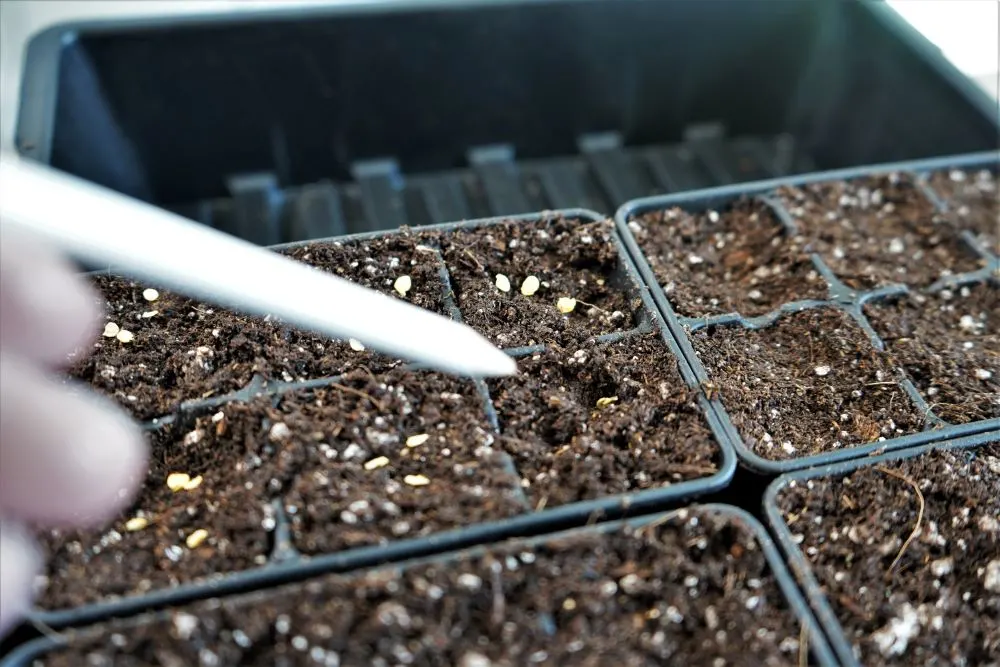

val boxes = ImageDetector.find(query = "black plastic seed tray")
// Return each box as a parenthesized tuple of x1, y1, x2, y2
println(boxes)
(616, 151, 1000, 475)
(2, 505, 837, 667)
(763, 431, 999, 667)
(15, 0, 999, 241)
(22, 209, 736, 632)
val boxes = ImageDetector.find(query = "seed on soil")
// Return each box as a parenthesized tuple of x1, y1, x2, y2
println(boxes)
(102, 322, 120, 338)
(36, 509, 809, 666)
(185, 529, 209, 549)
(556, 297, 577, 313)
(520, 275, 540, 296)
(495, 273, 511, 292)
(115, 329, 134, 344)
(403, 474, 431, 487)
(405, 434, 430, 448)
(349, 338, 365, 351)
(142, 288, 159, 302)
(814, 365, 831, 377)
(123, 517, 149, 532)
(595, 396, 618, 408)
(166, 473, 202, 492)
(364, 456, 390, 471)
(141, 310, 158, 319)
(393, 275, 412, 296)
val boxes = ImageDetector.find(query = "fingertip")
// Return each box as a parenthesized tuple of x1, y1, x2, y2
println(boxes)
(0, 522, 41, 638)
(0, 228, 102, 367)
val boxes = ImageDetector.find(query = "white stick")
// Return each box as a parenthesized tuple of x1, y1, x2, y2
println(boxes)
(0, 155, 516, 377)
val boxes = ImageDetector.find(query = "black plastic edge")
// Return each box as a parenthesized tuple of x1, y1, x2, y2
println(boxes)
(28, 207, 735, 630)
(761, 431, 999, 667)
(2, 504, 836, 667)
(614, 151, 1000, 474)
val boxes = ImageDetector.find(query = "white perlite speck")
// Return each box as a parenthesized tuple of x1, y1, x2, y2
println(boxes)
(349, 338, 365, 352)
(888, 238, 905, 254)
(459, 652, 493, 667)
(269, 422, 291, 440)
(871, 603, 920, 657)
(930, 557, 954, 577)
(974, 368, 993, 380)
(748, 289, 763, 301)
(814, 365, 831, 377)
(984, 560, 1000, 593)
(172, 612, 198, 640)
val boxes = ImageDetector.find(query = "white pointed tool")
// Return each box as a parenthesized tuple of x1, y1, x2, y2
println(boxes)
(0, 155, 516, 378)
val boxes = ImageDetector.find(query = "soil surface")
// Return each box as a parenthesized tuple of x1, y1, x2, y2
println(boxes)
(69, 236, 443, 420)
(775, 174, 984, 291)
(865, 282, 999, 424)
(438, 217, 640, 348)
(927, 169, 999, 256)
(34, 369, 524, 610)
(630, 198, 827, 318)
(40, 509, 809, 667)
(776, 443, 1000, 666)
(489, 333, 719, 509)
(691, 308, 925, 461)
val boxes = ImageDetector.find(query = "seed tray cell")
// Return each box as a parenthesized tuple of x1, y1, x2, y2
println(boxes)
(27, 210, 735, 630)
(764, 433, 999, 667)
(616, 152, 1000, 474)
(5, 506, 836, 667)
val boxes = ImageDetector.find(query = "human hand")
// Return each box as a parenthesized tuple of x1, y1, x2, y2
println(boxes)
(0, 227, 147, 636)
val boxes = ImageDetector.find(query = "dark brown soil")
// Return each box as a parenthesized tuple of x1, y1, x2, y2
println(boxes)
(927, 169, 999, 256)
(775, 174, 984, 291)
(437, 217, 640, 348)
(776, 443, 1000, 666)
(34, 369, 524, 610)
(629, 198, 827, 318)
(39, 508, 810, 667)
(691, 308, 925, 461)
(69, 237, 443, 420)
(865, 282, 999, 424)
(488, 333, 719, 509)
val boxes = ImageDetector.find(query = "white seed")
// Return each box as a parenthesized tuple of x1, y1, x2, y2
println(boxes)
(364, 456, 390, 471)
(393, 275, 412, 296)
(142, 288, 160, 302)
(520, 276, 540, 296)
(495, 274, 511, 292)
(595, 396, 619, 408)
(124, 517, 149, 532)
(166, 473, 192, 492)
(974, 368, 993, 380)
(814, 365, 831, 377)
(141, 310, 158, 319)
(405, 434, 430, 448)
(185, 529, 209, 549)
(403, 474, 431, 487)
(556, 297, 577, 314)
(102, 322, 120, 338)
(116, 329, 135, 343)
(349, 338, 365, 352)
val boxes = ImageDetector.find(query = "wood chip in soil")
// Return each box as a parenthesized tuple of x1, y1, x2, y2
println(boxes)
(691, 308, 925, 461)
(926, 168, 999, 256)
(38, 509, 810, 667)
(629, 198, 827, 318)
(776, 443, 1000, 666)
(775, 173, 984, 290)
(437, 217, 640, 348)
(488, 333, 719, 509)
(865, 281, 999, 424)
(33, 369, 524, 611)
(70, 237, 443, 420)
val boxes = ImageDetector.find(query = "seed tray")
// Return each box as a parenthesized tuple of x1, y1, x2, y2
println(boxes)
(763, 432, 999, 667)
(2, 505, 837, 667)
(26, 209, 736, 631)
(616, 151, 1000, 474)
